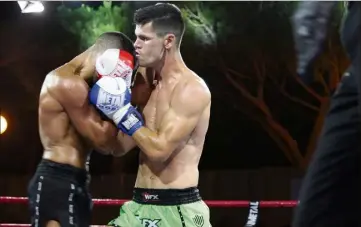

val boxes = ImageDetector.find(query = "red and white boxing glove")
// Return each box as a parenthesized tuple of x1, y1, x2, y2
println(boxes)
(95, 49, 135, 88)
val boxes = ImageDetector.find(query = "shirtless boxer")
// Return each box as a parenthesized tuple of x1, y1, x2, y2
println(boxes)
(89, 3, 212, 227)
(27, 32, 138, 227)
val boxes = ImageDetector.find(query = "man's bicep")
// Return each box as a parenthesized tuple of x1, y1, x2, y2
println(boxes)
(159, 108, 201, 145)
(160, 82, 211, 144)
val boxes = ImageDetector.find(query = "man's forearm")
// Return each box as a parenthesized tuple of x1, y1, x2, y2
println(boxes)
(91, 121, 118, 155)
(132, 127, 169, 161)
(94, 123, 131, 156)
(112, 131, 136, 157)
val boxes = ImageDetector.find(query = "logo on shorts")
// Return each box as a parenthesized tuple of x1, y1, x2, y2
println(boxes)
(142, 193, 159, 201)
(193, 214, 204, 227)
(135, 215, 161, 227)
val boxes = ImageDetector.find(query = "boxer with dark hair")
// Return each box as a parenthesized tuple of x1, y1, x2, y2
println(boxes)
(292, 2, 361, 226)
(89, 3, 212, 227)
(28, 32, 137, 227)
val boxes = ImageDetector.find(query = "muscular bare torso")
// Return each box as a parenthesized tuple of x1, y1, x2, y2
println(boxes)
(39, 66, 91, 169)
(133, 67, 211, 189)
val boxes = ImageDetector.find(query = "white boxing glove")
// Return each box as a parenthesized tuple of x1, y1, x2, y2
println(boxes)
(95, 49, 135, 88)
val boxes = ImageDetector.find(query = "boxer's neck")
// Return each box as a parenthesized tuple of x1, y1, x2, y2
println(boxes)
(154, 49, 184, 82)
(70, 50, 96, 83)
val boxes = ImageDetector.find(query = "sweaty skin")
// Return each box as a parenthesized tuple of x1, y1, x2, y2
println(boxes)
(39, 52, 131, 169)
(130, 67, 211, 189)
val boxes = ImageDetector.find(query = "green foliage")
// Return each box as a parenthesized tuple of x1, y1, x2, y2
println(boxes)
(333, 1, 348, 28)
(57, 1, 131, 50)
(182, 2, 243, 46)
(183, 2, 343, 47)
(181, 1, 346, 71)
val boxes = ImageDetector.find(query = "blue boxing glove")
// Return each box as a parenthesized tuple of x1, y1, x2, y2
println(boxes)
(89, 76, 144, 136)
(114, 103, 144, 136)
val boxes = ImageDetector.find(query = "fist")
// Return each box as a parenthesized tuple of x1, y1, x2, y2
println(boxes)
(89, 76, 131, 120)
(95, 49, 135, 88)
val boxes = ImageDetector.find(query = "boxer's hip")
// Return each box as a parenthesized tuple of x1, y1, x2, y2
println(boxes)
(41, 147, 90, 169)
(108, 188, 212, 227)
(31, 159, 89, 186)
(27, 159, 92, 227)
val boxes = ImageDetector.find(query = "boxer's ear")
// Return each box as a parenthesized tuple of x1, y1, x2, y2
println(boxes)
(164, 34, 175, 50)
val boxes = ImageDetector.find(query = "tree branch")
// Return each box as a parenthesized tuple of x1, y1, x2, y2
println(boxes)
(250, 52, 267, 100)
(328, 55, 342, 91)
(302, 98, 330, 167)
(224, 70, 258, 104)
(291, 72, 324, 102)
(230, 97, 304, 168)
(284, 61, 324, 102)
(184, 6, 217, 44)
(268, 72, 320, 112)
(262, 117, 304, 168)
(219, 56, 271, 115)
(257, 83, 264, 100)
(224, 69, 273, 117)
(280, 89, 320, 111)
(226, 68, 251, 80)
(318, 70, 331, 96)
(222, 58, 304, 168)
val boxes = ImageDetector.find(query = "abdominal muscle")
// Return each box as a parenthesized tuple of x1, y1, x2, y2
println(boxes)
(42, 145, 89, 169)
(134, 145, 200, 189)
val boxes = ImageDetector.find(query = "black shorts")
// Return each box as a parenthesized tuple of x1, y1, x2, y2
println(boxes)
(293, 65, 361, 226)
(27, 159, 92, 227)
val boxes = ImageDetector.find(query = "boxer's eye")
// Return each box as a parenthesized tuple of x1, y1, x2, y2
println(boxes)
(139, 36, 149, 41)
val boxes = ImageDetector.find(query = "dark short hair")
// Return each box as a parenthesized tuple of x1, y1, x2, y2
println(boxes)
(93, 31, 135, 55)
(134, 3, 185, 45)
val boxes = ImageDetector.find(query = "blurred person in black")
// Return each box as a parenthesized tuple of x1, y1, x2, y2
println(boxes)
(292, 2, 360, 226)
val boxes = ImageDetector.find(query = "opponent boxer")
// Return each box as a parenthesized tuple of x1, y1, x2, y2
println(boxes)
(292, 2, 361, 226)
(27, 32, 137, 227)
(90, 3, 212, 227)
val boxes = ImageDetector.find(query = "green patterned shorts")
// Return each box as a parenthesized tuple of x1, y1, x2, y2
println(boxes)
(108, 188, 211, 227)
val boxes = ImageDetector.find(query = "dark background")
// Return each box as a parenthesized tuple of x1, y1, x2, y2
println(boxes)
(0, 1, 348, 173)
(0, 1, 350, 226)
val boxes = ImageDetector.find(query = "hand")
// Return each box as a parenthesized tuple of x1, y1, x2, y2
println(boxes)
(95, 49, 136, 88)
(89, 76, 144, 136)
(113, 103, 144, 136)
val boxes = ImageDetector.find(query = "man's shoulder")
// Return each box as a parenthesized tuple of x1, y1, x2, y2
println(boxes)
(182, 71, 211, 100)
(50, 67, 89, 106)
(172, 71, 211, 113)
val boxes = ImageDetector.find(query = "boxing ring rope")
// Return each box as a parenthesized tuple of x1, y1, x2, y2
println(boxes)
(0, 196, 298, 207)
(0, 196, 299, 227)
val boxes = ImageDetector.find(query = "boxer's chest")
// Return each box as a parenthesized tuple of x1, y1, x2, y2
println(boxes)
(142, 81, 173, 131)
